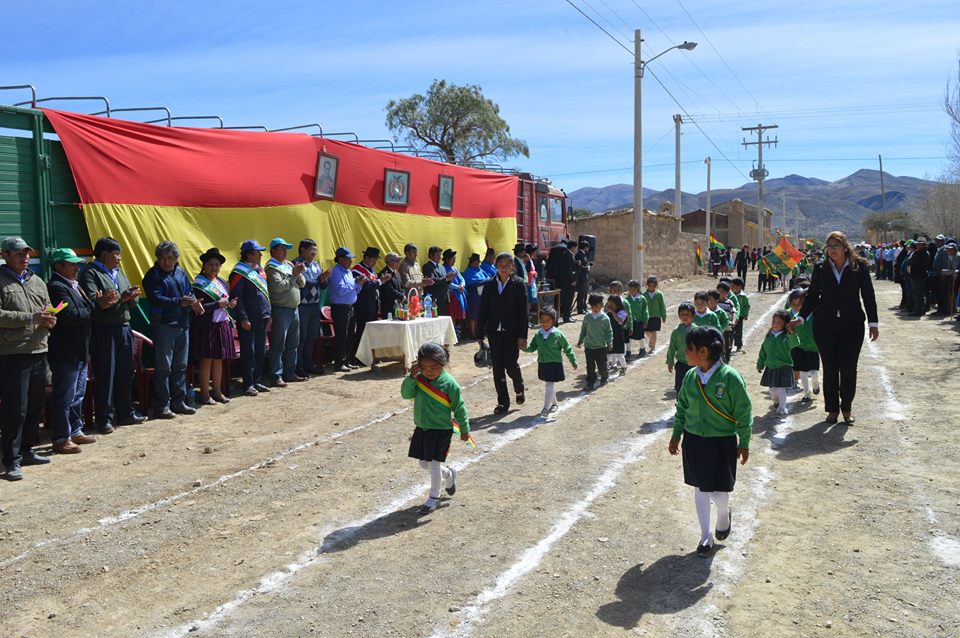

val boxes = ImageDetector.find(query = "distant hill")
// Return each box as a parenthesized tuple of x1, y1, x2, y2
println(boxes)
(567, 170, 934, 239)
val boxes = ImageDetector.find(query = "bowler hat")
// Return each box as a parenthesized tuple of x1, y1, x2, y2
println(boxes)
(468, 252, 481, 263)
(514, 242, 526, 253)
(442, 248, 457, 260)
(363, 247, 381, 259)
(199, 247, 226, 265)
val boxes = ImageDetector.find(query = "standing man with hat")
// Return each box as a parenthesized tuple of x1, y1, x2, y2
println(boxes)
(0, 237, 55, 480)
(422, 246, 454, 316)
(329, 247, 364, 372)
(294, 239, 331, 377)
(378, 251, 405, 320)
(81, 236, 146, 432)
(47, 247, 97, 454)
(265, 237, 306, 387)
(143, 240, 202, 419)
(352, 247, 389, 356)
(230, 239, 272, 396)
(907, 237, 931, 316)
(574, 240, 591, 315)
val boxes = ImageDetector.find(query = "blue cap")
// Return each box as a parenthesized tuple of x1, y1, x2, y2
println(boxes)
(270, 237, 293, 249)
(241, 239, 266, 253)
(335, 246, 355, 259)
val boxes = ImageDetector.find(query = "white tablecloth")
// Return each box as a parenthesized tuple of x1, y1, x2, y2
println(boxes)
(355, 316, 458, 368)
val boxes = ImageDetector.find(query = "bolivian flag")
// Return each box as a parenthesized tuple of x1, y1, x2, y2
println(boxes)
(43, 109, 518, 284)
(766, 237, 803, 273)
(696, 243, 703, 267)
(709, 233, 725, 251)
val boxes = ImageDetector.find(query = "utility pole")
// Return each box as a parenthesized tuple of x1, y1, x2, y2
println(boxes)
(674, 114, 683, 222)
(633, 29, 644, 282)
(704, 157, 711, 247)
(878, 154, 888, 243)
(742, 123, 778, 249)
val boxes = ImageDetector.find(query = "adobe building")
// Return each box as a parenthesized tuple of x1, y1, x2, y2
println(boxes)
(681, 198, 775, 248)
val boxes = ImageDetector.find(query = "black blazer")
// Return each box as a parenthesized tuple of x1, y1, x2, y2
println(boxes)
(476, 275, 529, 341)
(378, 266, 405, 317)
(800, 260, 878, 326)
(421, 260, 450, 304)
(546, 245, 576, 284)
(47, 275, 94, 364)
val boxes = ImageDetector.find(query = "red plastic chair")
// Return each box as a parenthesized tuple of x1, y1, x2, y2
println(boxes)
(316, 306, 336, 365)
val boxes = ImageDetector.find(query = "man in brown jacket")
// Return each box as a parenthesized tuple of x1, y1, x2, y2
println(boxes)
(0, 237, 56, 481)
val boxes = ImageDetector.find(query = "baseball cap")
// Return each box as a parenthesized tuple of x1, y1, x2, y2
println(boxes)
(335, 246, 355, 259)
(50, 247, 87, 264)
(270, 237, 293, 249)
(1, 237, 31, 252)
(241, 239, 266, 253)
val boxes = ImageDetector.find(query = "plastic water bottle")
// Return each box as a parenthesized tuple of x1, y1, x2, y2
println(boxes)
(423, 294, 433, 319)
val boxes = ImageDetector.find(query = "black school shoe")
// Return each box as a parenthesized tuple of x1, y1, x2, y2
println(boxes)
(445, 467, 457, 496)
(715, 509, 732, 541)
(493, 404, 509, 415)
(516, 391, 525, 405)
(696, 541, 714, 556)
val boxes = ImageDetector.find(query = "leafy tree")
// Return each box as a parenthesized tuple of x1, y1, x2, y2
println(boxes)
(567, 207, 594, 220)
(385, 80, 529, 165)
(862, 210, 909, 243)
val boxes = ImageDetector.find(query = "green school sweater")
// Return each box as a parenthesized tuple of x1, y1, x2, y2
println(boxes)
(665, 323, 693, 366)
(788, 315, 818, 352)
(725, 294, 740, 319)
(524, 328, 577, 366)
(733, 291, 750, 320)
(693, 309, 721, 330)
(400, 369, 470, 433)
(644, 289, 667, 320)
(711, 303, 731, 331)
(577, 311, 613, 349)
(624, 293, 649, 324)
(673, 363, 753, 448)
(757, 331, 793, 370)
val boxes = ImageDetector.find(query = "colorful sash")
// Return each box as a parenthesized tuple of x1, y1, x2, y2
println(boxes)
(193, 274, 229, 302)
(230, 261, 269, 298)
(265, 257, 293, 277)
(416, 374, 476, 448)
(352, 263, 377, 281)
(696, 377, 737, 424)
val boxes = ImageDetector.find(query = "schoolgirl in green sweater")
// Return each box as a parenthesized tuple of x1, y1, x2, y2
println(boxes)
(624, 280, 649, 359)
(757, 309, 794, 415)
(401, 342, 471, 513)
(524, 308, 577, 418)
(787, 288, 820, 401)
(643, 276, 668, 351)
(668, 325, 752, 555)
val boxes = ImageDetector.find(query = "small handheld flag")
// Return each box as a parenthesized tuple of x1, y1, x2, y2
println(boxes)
(452, 421, 477, 449)
(45, 301, 68, 314)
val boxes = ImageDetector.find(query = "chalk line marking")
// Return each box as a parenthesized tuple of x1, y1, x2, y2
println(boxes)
(430, 407, 676, 638)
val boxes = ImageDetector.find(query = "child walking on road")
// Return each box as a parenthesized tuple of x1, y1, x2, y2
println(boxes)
(624, 279, 649, 359)
(577, 293, 612, 390)
(757, 309, 795, 416)
(524, 308, 577, 419)
(666, 302, 696, 393)
(401, 342, 471, 514)
(606, 295, 629, 374)
(787, 288, 820, 402)
(643, 276, 667, 351)
(669, 326, 752, 555)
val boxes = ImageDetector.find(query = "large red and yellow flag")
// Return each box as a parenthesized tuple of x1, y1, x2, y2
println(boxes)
(43, 109, 518, 283)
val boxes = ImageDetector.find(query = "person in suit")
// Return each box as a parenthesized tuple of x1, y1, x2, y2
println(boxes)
(378, 251, 405, 319)
(795, 231, 878, 425)
(47, 248, 97, 454)
(907, 237, 931, 316)
(477, 252, 529, 414)
(574, 240, 591, 315)
(421, 246, 452, 316)
(352, 247, 387, 358)
(546, 239, 577, 323)
(735, 245, 750, 280)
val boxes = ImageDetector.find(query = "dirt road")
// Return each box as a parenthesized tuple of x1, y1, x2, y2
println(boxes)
(1, 273, 958, 638)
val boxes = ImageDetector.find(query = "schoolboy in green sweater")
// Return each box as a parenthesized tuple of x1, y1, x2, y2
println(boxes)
(524, 308, 577, 417)
(666, 302, 696, 392)
(401, 342, 470, 513)
(668, 325, 752, 554)
(624, 279, 649, 359)
(577, 293, 612, 389)
(731, 277, 750, 352)
(692, 291, 722, 329)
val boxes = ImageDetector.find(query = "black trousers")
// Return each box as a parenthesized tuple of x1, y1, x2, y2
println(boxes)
(331, 304, 356, 366)
(575, 276, 589, 314)
(812, 319, 864, 414)
(489, 331, 524, 407)
(733, 319, 744, 348)
(0, 353, 46, 469)
(238, 316, 268, 387)
(909, 277, 927, 315)
(736, 263, 748, 280)
(585, 347, 608, 385)
(90, 323, 135, 426)
(352, 311, 378, 357)
(558, 280, 575, 320)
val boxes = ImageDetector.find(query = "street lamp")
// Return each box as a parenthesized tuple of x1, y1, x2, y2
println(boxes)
(633, 32, 697, 282)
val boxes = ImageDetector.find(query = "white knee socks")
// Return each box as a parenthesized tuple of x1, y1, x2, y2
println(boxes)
(800, 372, 810, 396)
(770, 387, 787, 412)
(543, 382, 557, 411)
(811, 370, 820, 392)
(711, 491, 730, 533)
(694, 488, 713, 545)
(418, 460, 449, 499)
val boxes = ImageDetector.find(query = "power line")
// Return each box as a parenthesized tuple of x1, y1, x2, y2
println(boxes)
(687, 102, 942, 123)
(675, 0, 766, 113)
(580, 0, 633, 44)
(564, 0, 632, 55)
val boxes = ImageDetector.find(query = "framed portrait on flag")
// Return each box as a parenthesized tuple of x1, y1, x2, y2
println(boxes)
(384, 169, 410, 206)
(314, 153, 339, 199)
(438, 174, 454, 212)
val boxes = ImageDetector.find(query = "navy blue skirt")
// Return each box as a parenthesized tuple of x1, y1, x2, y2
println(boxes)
(645, 317, 662, 332)
(791, 347, 820, 372)
(538, 361, 565, 382)
(408, 427, 453, 462)
(681, 431, 738, 492)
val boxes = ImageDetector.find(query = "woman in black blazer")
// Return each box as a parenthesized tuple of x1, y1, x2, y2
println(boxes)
(477, 253, 529, 414)
(796, 231, 879, 424)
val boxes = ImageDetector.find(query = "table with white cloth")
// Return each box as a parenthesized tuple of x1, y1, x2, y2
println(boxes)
(354, 316, 459, 371)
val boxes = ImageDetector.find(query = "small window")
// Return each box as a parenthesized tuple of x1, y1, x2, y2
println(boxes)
(550, 198, 563, 224)
(538, 196, 548, 223)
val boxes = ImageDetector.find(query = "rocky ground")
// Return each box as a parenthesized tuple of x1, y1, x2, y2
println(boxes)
(1, 272, 958, 638)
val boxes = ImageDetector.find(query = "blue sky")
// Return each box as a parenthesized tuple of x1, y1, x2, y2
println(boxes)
(3, 0, 959, 198)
